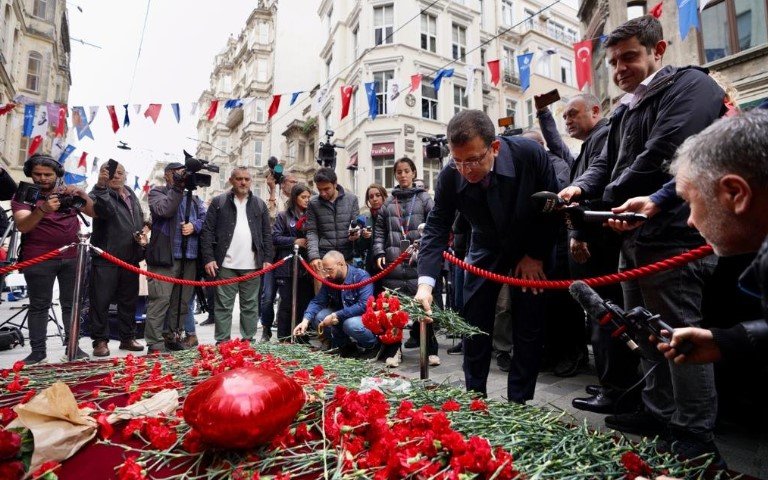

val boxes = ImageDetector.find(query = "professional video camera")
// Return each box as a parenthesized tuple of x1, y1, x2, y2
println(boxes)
(498, 116, 523, 137)
(530, 191, 648, 229)
(569, 281, 693, 358)
(267, 156, 284, 184)
(14, 181, 86, 214)
(317, 130, 344, 169)
(180, 150, 220, 190)
(348, 215, 369, 236)
(422, 134, 449, 164)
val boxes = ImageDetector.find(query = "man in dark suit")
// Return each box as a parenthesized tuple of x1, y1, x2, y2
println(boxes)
(415, 109, 559, 403)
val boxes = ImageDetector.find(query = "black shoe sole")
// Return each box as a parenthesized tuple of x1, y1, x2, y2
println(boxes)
(604, 418, 665, 437)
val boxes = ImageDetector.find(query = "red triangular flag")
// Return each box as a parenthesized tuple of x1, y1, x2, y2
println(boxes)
(142, 181, 151, 194)
(206, 100, 219, 121)
(144, 103, 162, 124)
(78, 152, 88, 169)
(55, 106, 67, 137)
(487, 59, 501, 86)
(0, 103, 15, 116)
(340, 85, 354, 120)
(106, 105, 120, 133)
(28, 135, 43, 156)
(649, 1, 663, 18)
(268, 95, 281, 119)
(574, 39, 594, 91)
(410, 74, 422, 93)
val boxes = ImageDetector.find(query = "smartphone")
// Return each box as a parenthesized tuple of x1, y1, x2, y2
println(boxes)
(107, 159, 119, 179)
(534, 89, 561, 111)
(400, 239, 411, 252)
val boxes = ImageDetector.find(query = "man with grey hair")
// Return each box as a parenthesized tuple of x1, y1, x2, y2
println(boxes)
(201, 166, 273, 343)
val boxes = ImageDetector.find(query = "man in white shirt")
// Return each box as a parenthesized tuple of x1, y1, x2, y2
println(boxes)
(200, 167, 273, 343)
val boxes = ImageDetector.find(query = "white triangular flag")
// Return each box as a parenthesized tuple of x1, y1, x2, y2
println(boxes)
(465, 65, 478, 98)
(31, 105, 50, 138)
(190, 102, 199, 116)
(88, 106, 99, 124)
(311, 85, 328, 114)
(133, 104, 142, 114)
(386, 79, 406, 115)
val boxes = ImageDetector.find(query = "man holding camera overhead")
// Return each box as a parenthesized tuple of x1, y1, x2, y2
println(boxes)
(88, 161, 146, 357)
(11, 154, 95, 364)
(145, 162, 207, 353)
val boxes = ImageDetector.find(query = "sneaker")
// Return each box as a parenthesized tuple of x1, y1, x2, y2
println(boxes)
(260, 327, 272, 343)
(496, 351, 512, 372)
(447, 343, 463, 355)
(428, 354, 441, 366)
(22, 351, 47, 365)
(385, 349, 402, 368)
(404, 337, 419, 349)
(60, 347, 89, 362)
(605, 410, 666, 437)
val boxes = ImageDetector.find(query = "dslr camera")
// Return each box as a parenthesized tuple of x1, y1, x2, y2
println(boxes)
(14, 181, 86, 214)
(267, 156, 284, 184)
(422, 135, 449, 162)
(179, 150, 220, 190)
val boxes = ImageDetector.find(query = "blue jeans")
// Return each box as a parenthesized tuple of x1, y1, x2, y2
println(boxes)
(184, 295, 196, 334)
(310, 308, 377, 349)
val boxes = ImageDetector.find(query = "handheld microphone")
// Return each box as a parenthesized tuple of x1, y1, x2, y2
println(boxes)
(531, 192, 648, 227)
(531, 191, 567, 213)
(569, 281, 640, 352)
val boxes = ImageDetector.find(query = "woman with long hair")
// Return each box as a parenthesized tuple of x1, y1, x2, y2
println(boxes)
(373, 157, 439, 367)
(272, 183, 314, 341)
(355, 184, 388, 292)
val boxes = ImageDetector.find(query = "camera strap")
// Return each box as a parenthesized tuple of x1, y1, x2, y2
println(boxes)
(393, 194, 417, 238)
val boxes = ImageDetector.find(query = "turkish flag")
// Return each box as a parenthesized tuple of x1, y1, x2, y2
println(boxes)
(144, 103, 162, 124)
(650, 1, 663, 18)
(55, 106, 67, 137)
(106, 105, 120, 133)
(410, 74, 422, 93)
(487, 59, 500, 85)
(28, 135, 43, 156)
(206, 100, 219, 121)
(340, 85, 354, 119)
(574, 39, 593, 91)
(268, 95, 281, 119)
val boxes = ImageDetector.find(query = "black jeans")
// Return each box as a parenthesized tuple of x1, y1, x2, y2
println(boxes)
(23, 257, 76, 353)
(276, 276, 314, 340)
(259, 271, 276, 328)
(88, 262, 139, 344)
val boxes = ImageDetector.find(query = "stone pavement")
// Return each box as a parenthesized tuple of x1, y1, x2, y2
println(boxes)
(0, 296, 765, 478)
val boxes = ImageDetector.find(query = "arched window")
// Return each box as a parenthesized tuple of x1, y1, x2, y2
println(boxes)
(26, 52, 42, 92)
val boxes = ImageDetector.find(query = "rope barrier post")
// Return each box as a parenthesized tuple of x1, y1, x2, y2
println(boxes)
(67, 233, 90, 362)
(419, 318, 428, 380)
(291, 245, 299, 344)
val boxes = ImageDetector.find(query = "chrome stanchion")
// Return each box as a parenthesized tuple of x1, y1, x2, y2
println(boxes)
(67, 232, 90, 362)
(290, 245, 299, 343)
(419, 319, 428, 380)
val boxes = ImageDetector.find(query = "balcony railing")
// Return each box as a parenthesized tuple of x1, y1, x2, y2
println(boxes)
(519, 22, 578, 44)
(503, 72, 521, 86)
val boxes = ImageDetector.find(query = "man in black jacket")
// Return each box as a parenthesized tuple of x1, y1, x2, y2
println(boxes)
(201, 167, 273, 343)
(415, 109, 559, 403)
(558, 16, 726, 460)
(89, 162, 146, 357)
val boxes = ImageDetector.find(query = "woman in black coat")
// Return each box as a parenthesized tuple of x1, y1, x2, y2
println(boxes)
(272, 184, 314, 341)
(354, 184, 387, 293)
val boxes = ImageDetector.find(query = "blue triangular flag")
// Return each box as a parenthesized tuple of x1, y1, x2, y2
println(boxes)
(171, 103, 180, 123)
(58, 144, 76, 164)
(599, 35, 608, 43)
(517, 53, 534, 91)
(432, 68, 455, 93)
(23, 104, 36, 138)
(290, 92, 302, 106)
(364, 82, 378, 120)
(134, 175, 140, 190)
(676, 0, 700, 40)
(72, 106, 94, 140)
(224, 99, 243, 109)
(123, 104, 131, 127)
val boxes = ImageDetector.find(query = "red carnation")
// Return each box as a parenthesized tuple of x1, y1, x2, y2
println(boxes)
(621, 451, 653, 480)
(11, 361, 24, 373)
(441, 400, 461, 412)
(32, 460, 60, 479)
(0, 460, 25, 479)
(469, 398, 488, 412)
(117, 455, 146, 480)
(0, 428, 22, 460)
(97, 413, 114, 439)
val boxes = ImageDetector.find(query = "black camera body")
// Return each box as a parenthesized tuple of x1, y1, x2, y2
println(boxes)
(181, 150, 219, 190)
(267, 156, 284, 184)
(14, 181, 86, 214)
(318, 130, 344, 169)
(422, 135, 449, 161)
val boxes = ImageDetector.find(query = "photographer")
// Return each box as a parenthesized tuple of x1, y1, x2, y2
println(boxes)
(11, 153, 94, 364)
(0, 165, 17, 201)
(145, 162, 206, 353)
(88, 162, 146, 357)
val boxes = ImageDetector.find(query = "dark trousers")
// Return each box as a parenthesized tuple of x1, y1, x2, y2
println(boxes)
(463, 276, 546, 403)
(88, 263, 139, 344)
(23, 257, 76, 353)
(544, 244, 587, 362)
(259, 271, 276, 328)
(275, 276, 314, 340)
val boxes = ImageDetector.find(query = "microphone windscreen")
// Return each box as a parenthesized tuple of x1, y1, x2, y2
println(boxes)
(568, 281, 608, 320)
(530, 191, 564, 213)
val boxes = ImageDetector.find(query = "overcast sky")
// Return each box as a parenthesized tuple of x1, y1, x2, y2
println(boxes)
(67, 0, 257, 186)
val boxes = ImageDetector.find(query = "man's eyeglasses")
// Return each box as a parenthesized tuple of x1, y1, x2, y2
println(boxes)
(448, 146, 491, 171)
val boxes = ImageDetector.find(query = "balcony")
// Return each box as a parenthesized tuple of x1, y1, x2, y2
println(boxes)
(503, 73, 521, 87)
(519, 22, 578, 45)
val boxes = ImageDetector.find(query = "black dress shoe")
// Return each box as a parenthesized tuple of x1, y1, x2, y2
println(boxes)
(404, 337, 419, 349)
(446, 343, 463, 355)
(496, 352, 512, 372)
(585, 384, 602, 396)
(605, 410, 666, 437)
(572, 393, 621, 414)
(199, 318, 215, 326)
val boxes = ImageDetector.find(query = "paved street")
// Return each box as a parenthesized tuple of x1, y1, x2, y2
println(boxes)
(0, 296, 766, 478)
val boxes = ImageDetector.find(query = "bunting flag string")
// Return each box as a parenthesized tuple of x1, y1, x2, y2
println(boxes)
(171, 103, 181, 123)
(55, 106, 67, 138)
(91, 157, 99, 174)
(464, 65, 478, 98)
(58, 145, 76, 164)
(133, 175, 140, 191)
(0, 103, 15, 116)
(268, 95, 281, 120)
(677, 0, 699, 40)
(22, 105, 35, 138)
(72, 106, 94, 140)
(650, 1, 663, 18)
(340, 85, 353, 120)
(573, 39, 594, 91)
(386, 79, 405, 116)
(290, 92, 302, 106)
(410, 74, 422, 93)
(28, 136, 43, 156)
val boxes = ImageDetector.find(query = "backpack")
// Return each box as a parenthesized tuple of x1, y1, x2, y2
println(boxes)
(0, 326, 24, 350)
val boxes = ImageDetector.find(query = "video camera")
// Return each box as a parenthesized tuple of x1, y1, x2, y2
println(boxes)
(498, 116, 523, 137)
(422, 134, 449, 163)
(530, 191, 647, 229)
(179, 150, 220, 190)
(14, 181, 86, 214)
(569, 281, 693, 358)
(348, 215, 369, 235)
(267, 156, 284, 184)
(317, 130, 344, 169)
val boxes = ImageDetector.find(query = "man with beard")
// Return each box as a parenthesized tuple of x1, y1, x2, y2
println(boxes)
(293, 250, 378, 358)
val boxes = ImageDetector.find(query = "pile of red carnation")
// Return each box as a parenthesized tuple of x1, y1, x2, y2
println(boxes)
(362, 292, 409, 344)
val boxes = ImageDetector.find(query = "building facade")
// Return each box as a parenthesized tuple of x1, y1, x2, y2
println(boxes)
(579, 0, 768, 109)
(0, 0, 71, 181)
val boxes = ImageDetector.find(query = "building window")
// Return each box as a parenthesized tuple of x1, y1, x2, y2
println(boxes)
(526, 99, 534, 127)
(421, 13, 437, 52)
(547, 21, 566, 42)
(503, 46, 515, 77)
(567, 28, 579, 43)
(352, 26, 359, 58)
(298, 141, 307, 164)
(259, 22, 269, 44)
(219, 168, 229, 190)
(453, 86, 468, 113)
(505, 99, 517, 121)
(326, 7, 333, 36)
(560, 57, 573, 85)
(421, 80, 438, 120)
(373, 157, 395, 188)
(374, 5, 394, 45)
(480, 47, 487, 83)
(502, 0, 514, 26)
(627, 1, 646, 19)
(423, 158, 440, 191)
(254, 99, 265, 123)
(523, 8, 535, 30)
(33, 0, 49, 20)
(452, 24, 467, 62)
(254, 140, 264, 167)
(701, 0, 768, 62)
(26, 52, 42, 92)
(374, 70, 394, 115)
(326, 56, 332, 80)
(18, 137, 29, 165)
(288, 141, 298, 163)
(479, 0, 485, 28)
(536, 49, 551, 77)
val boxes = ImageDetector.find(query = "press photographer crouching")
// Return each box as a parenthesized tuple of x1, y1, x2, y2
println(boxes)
(11, 153, 95, 364)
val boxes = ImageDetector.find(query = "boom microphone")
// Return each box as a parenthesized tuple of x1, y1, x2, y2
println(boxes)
(569, 281, 639, 352)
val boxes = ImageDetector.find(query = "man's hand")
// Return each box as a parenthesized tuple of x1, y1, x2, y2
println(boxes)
(266, 173, 276, 192)
(654, 327, 722, 365)
(320, 312, 339, 329)
(294, 238, 307, 248)
(558, 186, 582, 203)
(414, 284, 434, 322)
(294, 319, 310, 336)
(570, 238, 591, 264)
(608, 196, 659, 232)
(311, 259, 322, 272)
(61, 185, 87, 199)
(348, 230, 361, 241)
(204, 261, 219, 278)
(376, 257, 386, 270)
(514, 255, 546, 294)
(263, 262, 272, 269)
(361, 228, 372, 239)
(41, 195, 60, 213)
(96, 168, 110, 188)
(180, 222, 194, 236)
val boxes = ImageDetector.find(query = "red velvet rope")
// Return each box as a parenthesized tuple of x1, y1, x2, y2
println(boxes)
(94, 248, 287, 287)
(442, 244, 715, 289)
(0, 244, 75, 275)
(300, 249, 412, 290)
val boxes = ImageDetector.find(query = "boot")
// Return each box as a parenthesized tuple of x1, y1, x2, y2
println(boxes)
(183, 334, 199, 348)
